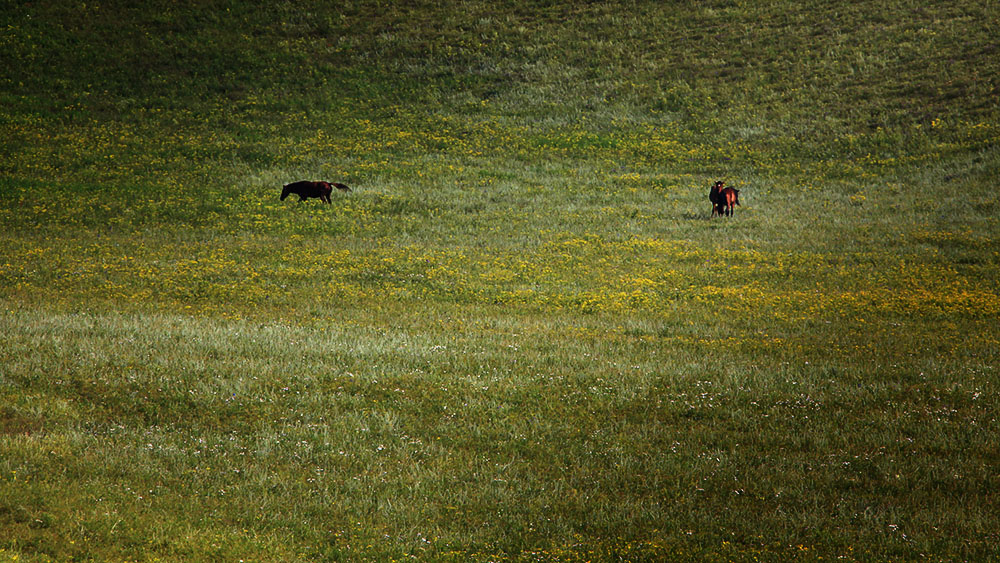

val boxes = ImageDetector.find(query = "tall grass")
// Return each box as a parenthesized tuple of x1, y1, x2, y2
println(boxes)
(2, 0, 998, 561)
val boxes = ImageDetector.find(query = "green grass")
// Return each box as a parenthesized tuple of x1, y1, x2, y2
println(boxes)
(2, 0, 999, 561)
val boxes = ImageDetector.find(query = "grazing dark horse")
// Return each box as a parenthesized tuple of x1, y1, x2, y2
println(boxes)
(280, 181, 351, 204)
(709, 180, 740, 217)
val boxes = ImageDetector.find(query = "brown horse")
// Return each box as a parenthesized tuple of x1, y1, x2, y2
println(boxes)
(280, 181, 351, 204)
(718, 186, 740, 217)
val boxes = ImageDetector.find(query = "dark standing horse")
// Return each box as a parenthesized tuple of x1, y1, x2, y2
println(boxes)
(280, 181, 352, 204)
(709, 180, 740, 217)
(709, 180, 725, 217)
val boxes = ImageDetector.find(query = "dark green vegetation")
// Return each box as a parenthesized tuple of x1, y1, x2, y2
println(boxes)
(2, 1, 998, 561)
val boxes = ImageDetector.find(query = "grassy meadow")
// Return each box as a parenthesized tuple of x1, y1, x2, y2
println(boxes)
(2, 1, 999, 561)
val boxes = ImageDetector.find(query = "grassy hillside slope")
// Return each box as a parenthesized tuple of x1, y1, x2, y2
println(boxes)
(2, 1, 998, 561)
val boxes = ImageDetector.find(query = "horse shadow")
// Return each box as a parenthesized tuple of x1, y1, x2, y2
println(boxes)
(682, 211, 713, 221)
